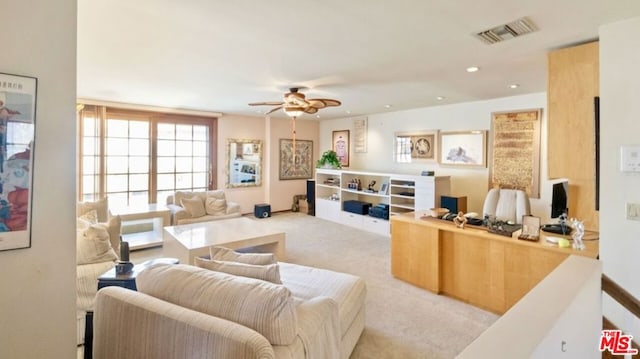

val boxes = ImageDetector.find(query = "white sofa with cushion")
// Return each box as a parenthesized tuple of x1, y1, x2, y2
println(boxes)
(167, 189, 241, 225)
(76, 197, 121, 345)
(93, 249, 366, 359)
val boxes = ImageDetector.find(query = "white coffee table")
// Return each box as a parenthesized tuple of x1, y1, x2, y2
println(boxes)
(162, 217, 286, 264)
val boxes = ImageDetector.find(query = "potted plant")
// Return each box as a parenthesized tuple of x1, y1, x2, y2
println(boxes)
(317, 150, 342, 169)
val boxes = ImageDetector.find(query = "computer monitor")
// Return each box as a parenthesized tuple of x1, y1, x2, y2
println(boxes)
(551, 180, 569, 219)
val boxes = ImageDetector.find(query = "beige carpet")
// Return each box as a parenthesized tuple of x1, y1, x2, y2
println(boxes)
(130, 212, 498, 359)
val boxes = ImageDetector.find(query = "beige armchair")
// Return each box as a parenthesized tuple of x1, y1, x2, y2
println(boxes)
(482, 188, 531, 224)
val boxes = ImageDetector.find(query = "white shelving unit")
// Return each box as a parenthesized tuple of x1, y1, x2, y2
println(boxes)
(315, 169, 450, 236)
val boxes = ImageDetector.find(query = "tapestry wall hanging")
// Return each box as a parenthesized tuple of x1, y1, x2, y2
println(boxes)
(0, 72, 37, 252)
(489, 109, 542, 198)
(279, 139, 313, 180)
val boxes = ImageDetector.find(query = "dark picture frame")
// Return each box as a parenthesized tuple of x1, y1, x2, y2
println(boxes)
(332, 130, 349, 167)
(279, 139, 313, 180)
(0, 72, 38, 252)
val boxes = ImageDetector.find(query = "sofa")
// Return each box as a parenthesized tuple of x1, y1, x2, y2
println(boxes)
(76, 197, 121, 345)
(166, 189, 241, 225)
(93, 259, 366, 359)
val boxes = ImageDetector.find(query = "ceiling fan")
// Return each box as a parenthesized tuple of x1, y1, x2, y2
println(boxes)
(249, 87, 341, 117)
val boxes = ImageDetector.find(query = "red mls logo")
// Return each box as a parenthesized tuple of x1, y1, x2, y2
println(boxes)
(599, 330, 638, 355)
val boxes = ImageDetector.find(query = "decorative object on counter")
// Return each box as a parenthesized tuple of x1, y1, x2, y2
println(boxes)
(571, 218, 586, 250)
(316, 149, 342, 169)
(116, 240, 134, 274)
(453, 211, 468, 228)
(428, 207, 450, 218)
(518, 215, 541, 242)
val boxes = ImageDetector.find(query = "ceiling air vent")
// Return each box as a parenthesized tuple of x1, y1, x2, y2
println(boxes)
(476, 17, 538, 45)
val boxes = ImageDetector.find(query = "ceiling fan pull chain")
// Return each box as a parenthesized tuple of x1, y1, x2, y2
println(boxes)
(292, 116, 297, 159)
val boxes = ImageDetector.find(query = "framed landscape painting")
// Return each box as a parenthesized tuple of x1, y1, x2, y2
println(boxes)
(438, 131, 487, 167)
(279, 139, 313, 180)
(0, 72, 38, 252)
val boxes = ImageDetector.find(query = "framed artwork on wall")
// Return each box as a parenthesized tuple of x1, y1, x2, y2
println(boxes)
(279, 139, 313, 180)
(438, 130, 487, 167)
(0, 72, 38, 252)
(489, 109, 542, 198)
(332, 130, 349, 167)
(353, 117, 368, 153)
(394, 130, 438, 163)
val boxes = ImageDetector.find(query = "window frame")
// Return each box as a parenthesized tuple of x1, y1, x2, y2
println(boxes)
(77, 105, 217, 204)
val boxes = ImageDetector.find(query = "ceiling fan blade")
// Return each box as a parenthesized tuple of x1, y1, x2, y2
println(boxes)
(265, 106, 283, 115)
(308, 98, 341, 107)
(249, 101, 284, 106)
(304, 107, 318, 114)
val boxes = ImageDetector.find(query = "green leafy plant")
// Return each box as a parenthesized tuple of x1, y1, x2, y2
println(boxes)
(316, 150, 342, 169)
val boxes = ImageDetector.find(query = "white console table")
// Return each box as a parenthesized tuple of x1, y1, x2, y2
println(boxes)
(110, 203, 171, 250)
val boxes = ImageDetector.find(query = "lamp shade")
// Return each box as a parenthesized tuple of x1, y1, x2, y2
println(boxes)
(284, 106, 304, 118)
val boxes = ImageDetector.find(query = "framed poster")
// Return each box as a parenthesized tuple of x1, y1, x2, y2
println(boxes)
(332, 130, 349, 167)
(489, 109, 542, 198)
(0, 72, 37, 252)
(279, 139, 313, 180)
(438, 130, 487, 167)
(394, 130, 438, 162)
(353, 117, 367, 153)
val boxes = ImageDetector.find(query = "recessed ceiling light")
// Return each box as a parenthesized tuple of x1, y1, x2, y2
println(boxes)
(436, 96, 445, 101)
(466, 66, 480, 73)
(509, 84, 519, 89)
(384, 104, 392, 109)
(316, 115, 321, 118)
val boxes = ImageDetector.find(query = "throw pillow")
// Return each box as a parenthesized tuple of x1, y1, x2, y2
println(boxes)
(95, 215, 122, 253)
(210, 246, 277, 265)
(180, 196, 206, 218)
(77, 197, 109, 222)
(195, 257, 282, 284)
(205, 197, 226, 216)
(77, 224, 118, 265)
(77, 209, 98, 230)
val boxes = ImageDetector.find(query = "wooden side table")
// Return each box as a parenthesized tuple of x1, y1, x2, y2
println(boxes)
(85, 257, 178, 359)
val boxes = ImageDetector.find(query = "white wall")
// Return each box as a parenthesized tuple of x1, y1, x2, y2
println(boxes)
(600, 17, 640, 337)
(458, 256, 602, 359)
(0, 1, 77, 358)
(218, 115, 319, 213)
(320, 93, 558, 221)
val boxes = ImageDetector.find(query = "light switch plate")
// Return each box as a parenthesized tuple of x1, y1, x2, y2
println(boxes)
(627, 203, 640, 221)
(620, 146, 640, 172)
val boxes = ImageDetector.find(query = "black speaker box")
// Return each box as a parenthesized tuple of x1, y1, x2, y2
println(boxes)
(441, 196, 467, 214)
(254, 203, 271, 218)
(306, 179, 316, 216)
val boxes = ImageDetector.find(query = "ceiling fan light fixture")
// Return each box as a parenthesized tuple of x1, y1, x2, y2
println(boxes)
(284, 106, 305, 118)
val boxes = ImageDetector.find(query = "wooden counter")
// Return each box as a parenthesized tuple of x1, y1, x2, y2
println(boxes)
(390, 213, 599, 314)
